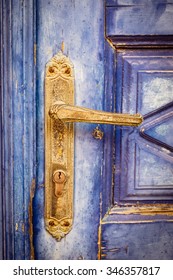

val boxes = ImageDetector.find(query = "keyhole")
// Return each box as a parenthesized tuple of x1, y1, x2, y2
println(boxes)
(53, 170, 66, 197)
(53, 170, 66, 183)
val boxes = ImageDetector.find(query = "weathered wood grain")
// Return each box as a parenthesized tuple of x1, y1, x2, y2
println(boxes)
(34, 0, 105, 259)
(101, 222, 173, 259)
(1, 0, 173, 260)
(106, 0, 173, 36)
(0, 0, 35, 259)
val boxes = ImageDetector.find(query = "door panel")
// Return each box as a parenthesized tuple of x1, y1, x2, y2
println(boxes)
(106, 0, 173, 36)
(115, 49, 173, 202)
(101, 0, 173, 260)
(101, 223, 173, 260)
(33, 0, 105, 260)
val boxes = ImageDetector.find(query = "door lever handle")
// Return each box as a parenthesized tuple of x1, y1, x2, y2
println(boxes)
(45, 51, 143, 241)
(49, 101, 143, 126)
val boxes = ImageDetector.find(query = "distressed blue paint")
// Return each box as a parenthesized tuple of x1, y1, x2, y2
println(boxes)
(1, 0, 14, 259)
(1, 0, 35, 259)
(22, 0, 36, 259)
(139, 72, 173, 116)
(114, 49, 173, 202)
(2, 0, 173, 260)
(12, 0, 35, 260)
(101, 41, 115, 217)
(12, 0, 35, 259)
(12, 0, 26, 259)
(102, 1, 173, 260)
(146, 117, 173, 147)
(0, 1, 3, 259)
(102, 222, 173, 259)
(106, 0, 173, 36)
(33, 0, 105, 259)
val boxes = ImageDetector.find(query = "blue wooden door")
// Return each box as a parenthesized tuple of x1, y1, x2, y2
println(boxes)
(101, 0, 173, 260)
(1, 0, 173, 260)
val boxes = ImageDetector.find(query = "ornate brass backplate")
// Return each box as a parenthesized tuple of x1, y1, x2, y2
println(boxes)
(45, 51, 74, 240)
(44, 52, 143, 241)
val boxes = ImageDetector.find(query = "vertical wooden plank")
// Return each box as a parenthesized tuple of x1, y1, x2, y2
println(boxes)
(0, 0, 3, 260)
(0, 0, 35, 259)
(11, 0, 35, 259)
(101, 41, 115, 216)
(0, 0, 14, 260)
(12, 0, 25, 259)
(34, 0, 105, 259)
(22, 0, 36, 259)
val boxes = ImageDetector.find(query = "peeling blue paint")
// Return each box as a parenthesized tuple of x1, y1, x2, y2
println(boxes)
(33, 0, 105, 259)
(1, 0, 173, 260)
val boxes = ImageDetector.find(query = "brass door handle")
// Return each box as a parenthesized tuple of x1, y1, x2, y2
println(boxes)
(44, 51, 143, 241)
(49, 101, 143, 126)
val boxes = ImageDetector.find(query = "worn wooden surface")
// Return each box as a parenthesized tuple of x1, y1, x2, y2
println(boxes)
(0, 0, 35, 259)
(101, 222, 173, 259)
(101, 0, 173, 260)
(1, 0, 173, 260)
(33, 0, 105, 259)
(106, 0, 173, 36)
(115, 49, 173, 202)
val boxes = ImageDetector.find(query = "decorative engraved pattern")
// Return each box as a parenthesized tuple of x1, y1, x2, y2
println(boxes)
(52, 119, 65, 162)
(46, 51, 73, 80)
(45, 218, 72, 241)
(52, 80, 69, 103)
(45, 51, 74, 241)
